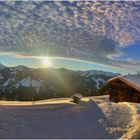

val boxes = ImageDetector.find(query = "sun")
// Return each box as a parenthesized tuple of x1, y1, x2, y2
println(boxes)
(41, 57, 52, 67)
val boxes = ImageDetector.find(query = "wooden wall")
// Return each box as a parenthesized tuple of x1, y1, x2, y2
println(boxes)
(106, 78, 140, 103)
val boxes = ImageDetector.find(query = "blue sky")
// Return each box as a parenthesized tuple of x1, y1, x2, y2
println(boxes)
(122, 41, 140, 60)
(0, 1, 140, 74)
(0, 55, 123, 73)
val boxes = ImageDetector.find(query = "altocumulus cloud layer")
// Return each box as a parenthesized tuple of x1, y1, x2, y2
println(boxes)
(0, 1, 140, 69)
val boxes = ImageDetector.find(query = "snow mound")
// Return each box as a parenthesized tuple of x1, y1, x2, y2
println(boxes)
(120, 103, 140, 139)
(91, 96, 140, 139)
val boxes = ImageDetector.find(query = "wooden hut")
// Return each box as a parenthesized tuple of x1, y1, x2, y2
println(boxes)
(105, 75, 140, 103)
(72, 93, 83, 104)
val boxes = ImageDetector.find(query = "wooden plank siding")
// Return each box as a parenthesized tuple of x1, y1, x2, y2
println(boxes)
(106, 78, 140, 103)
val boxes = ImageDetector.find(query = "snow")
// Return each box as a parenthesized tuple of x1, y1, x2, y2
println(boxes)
(79, 70, 120, 77)
(91, 77, 105, 89)
(31, 79, 42, 93)
(10, 65, 28, 75)
(0, 95, 139, 139)
(3, 78, 11, 87)
(10, 65, 28, 72)
(121, 103, 140, 139)
(94, 77, 105, 89)
(72, 93, 83, 98)
(0, 98, 112, 139)
(17, 77, 31, 87)
(122, 74, 140, 89)
(3, 78, 15, 87)
(90, 95, 140, 139)
(10, 71, 17, 75)
(0, 74, 4, 79)
(15, 65, 28, 71)
(16, 77, 42, 93)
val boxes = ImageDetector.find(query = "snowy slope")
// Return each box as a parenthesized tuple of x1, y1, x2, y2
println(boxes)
(78, 70, 120, 77)
(0, 96, 139, 139)
(93, 77, 105, 89)
(15, 77, 42, 93)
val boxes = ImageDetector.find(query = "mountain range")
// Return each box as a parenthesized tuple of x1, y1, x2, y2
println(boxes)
(0, 63, 120, 101)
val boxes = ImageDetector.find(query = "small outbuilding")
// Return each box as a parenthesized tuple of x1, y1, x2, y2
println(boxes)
(72, 93, 83, 104)
(104, 75, 140, 103)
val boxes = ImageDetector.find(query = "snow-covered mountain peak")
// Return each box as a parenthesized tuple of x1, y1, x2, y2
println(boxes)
(78, 70, 120, 77)
(15, 65, 28, 71)
(0, 66, 120, 100)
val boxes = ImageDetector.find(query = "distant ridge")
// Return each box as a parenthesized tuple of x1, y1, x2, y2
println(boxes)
(0, 62, 121, 101)
(0, 63, 6, 70)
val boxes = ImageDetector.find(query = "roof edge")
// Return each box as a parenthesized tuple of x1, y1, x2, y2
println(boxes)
(107, 76, 140, 92)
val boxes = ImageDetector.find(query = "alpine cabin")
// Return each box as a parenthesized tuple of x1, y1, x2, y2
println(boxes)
(105, 75, 140, 103)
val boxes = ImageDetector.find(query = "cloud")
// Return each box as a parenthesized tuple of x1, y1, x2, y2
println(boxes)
(0, 1, 140, 70)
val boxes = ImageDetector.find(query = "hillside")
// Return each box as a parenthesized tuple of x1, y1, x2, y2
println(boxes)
(0, 63, 120, 101)
(0, 95, 139, 139)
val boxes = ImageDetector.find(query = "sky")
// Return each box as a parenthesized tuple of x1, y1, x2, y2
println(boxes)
(0, 1, 140, 74)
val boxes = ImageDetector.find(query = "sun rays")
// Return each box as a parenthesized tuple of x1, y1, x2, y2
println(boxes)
(41, 57, 52, 67)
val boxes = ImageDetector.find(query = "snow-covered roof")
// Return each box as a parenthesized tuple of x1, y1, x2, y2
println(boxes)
(122, 75, 140, 89)
(107, 74, 140, 92)
(72, 93, 83, 99)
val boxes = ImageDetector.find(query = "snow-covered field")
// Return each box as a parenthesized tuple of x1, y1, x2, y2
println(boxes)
(0, 95, 139, 139)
